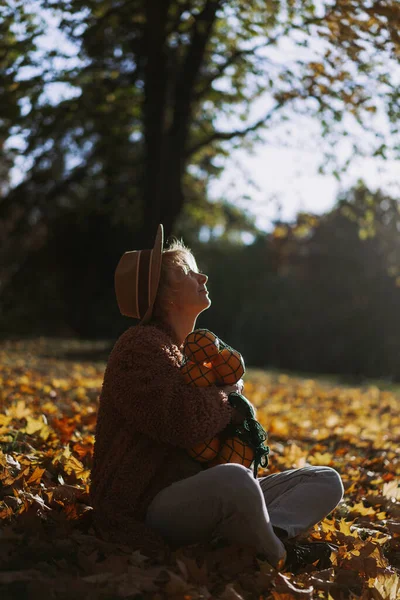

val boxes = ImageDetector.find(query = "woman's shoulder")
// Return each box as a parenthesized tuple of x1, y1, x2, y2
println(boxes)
(120, 323, 172, 346)
(110, 322, 182, 364)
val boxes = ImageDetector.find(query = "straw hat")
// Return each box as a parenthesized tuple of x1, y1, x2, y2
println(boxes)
(114, 224, 164, 325)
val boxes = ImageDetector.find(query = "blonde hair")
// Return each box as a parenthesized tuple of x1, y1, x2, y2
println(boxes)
(151, 237, 196, 323)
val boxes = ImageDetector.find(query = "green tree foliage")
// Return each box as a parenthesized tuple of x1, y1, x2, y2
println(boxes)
(0, 1, 48, 296)
(2, 0, 400, 242)
(1, 1, 400, 337)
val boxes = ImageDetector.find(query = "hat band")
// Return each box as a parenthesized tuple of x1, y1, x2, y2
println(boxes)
(137, 249, 152, 318)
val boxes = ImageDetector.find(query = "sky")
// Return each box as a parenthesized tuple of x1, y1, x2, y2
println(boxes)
(207, 127, 399, 243)
(8, 5, 400, 245)
(205, 30, 400, 242)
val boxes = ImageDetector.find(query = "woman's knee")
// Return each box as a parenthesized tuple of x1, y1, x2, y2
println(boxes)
(209, 463, 261, 502)
(213, 464, 271, 522)
(313, 466, 344, 507)
(209, 462, 253, 483)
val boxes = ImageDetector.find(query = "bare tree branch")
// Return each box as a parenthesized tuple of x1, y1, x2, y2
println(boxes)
(194, 40, 278, 102)
(186, 101, 284, 157)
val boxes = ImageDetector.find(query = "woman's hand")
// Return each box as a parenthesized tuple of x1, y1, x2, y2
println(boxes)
(220, 379, 246, 425)
(220, 378, 244, 396)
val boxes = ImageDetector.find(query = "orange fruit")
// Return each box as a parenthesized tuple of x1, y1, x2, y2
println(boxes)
(212, 348, 245, 384)
(181, 360, 217, 387)
(188, 436, 221, 462)
(183, 329, 220, 363)
(208, 437, 254, 468)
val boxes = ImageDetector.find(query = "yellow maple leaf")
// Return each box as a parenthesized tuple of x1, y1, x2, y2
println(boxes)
(8, 400, 31, 420)
(348, 501, 376, 516)
(63, 454, 90, 482)
(27, 467, 46, 485)
(21, 416, 45, 435)
(339, 518, 357, 536)
(308, 452, 333, 466)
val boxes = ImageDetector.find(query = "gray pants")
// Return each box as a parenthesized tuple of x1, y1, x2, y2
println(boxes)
(145, 463, 344, 568)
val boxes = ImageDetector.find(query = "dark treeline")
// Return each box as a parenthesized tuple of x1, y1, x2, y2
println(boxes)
(196, 184, 400, 381)
(2, 182, 400, 382)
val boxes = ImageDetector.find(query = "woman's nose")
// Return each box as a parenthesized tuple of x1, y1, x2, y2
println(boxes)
(200, 273, 208, 284)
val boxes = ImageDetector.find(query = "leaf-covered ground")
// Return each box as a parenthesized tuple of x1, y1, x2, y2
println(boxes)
(0, 337, 399, 600)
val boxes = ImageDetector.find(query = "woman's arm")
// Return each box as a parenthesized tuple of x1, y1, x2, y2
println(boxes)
(103, 329, 233, 448)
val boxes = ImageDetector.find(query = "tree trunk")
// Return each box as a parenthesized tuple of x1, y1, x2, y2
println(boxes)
(140, 0, 222, 249)
(141, 0, 170, 246)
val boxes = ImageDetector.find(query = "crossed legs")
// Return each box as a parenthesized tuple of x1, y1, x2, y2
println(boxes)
(145, 463, 344, 568)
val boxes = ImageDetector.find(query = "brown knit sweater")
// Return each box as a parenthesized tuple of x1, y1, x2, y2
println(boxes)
(89, 319, 233, 560)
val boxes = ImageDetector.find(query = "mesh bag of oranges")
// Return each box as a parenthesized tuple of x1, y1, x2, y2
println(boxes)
(181, 328, 269, 479)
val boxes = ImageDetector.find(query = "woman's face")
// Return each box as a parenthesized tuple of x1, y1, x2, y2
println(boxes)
(171, 254, 211, 314)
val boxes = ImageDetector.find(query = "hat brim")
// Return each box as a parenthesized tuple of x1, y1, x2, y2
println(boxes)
(138, 223, 164, 325)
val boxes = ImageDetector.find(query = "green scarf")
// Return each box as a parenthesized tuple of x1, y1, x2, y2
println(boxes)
(221, 392, 270, 479)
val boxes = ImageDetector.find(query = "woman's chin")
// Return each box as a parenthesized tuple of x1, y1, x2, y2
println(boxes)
(198, 297, 211, 311)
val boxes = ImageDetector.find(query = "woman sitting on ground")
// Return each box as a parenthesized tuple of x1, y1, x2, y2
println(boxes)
(90, 224, 344, 570)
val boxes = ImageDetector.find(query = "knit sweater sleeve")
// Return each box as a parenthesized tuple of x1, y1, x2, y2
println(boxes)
(103, 326, 233, 448)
